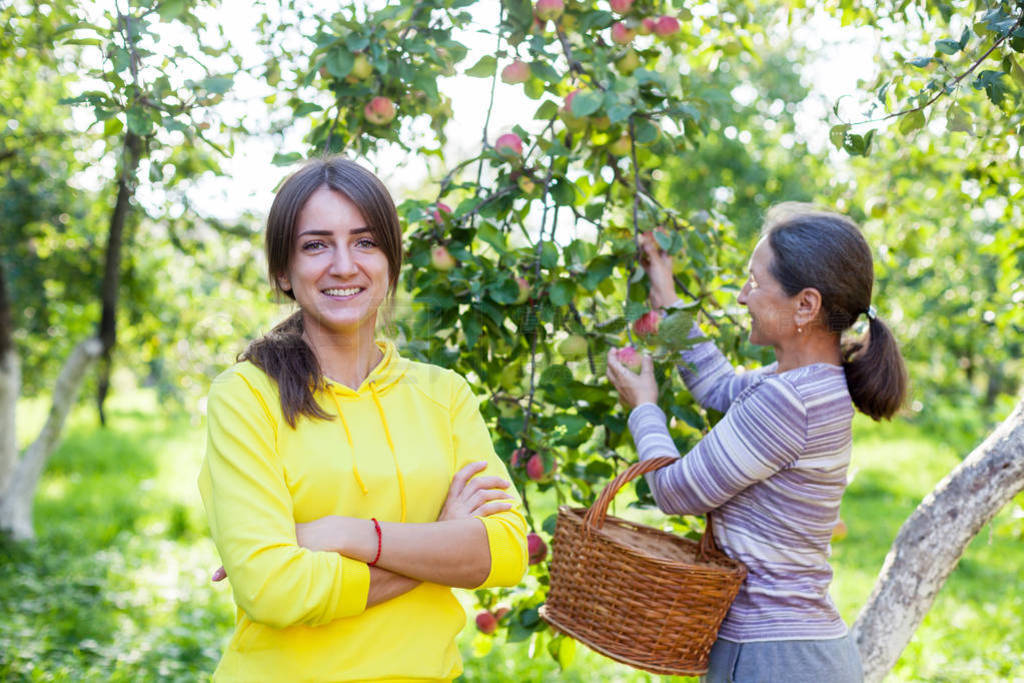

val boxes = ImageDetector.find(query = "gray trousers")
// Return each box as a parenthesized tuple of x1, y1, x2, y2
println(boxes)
(701, 636, 863, 683)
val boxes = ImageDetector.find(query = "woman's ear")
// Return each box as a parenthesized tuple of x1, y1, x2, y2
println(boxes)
(277, 274, 292, 293)
(794, 287, 822, 328)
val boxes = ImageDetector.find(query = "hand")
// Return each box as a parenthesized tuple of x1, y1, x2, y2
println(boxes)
(639, 231, 681, 310)
(438, 461, 513, 521)
(606, 349, 658, 409)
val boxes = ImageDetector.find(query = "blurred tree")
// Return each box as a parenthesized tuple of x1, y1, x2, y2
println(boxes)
(1, 0, 246, 540)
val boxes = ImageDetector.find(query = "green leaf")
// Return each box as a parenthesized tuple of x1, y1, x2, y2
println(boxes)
(828, 124, 850, 150)
(549, 279, 575, 306)
(946, 103, 973, 134)
(325, 48, 354, 79)
(534, 100, 559, 120)
(157, 0, 187, 21)
(488, 277, 521, 304)
(476, 222, 507, 253)
(465, 55, 497, 78)
(606, 102, 633, 124)
(293, 102, 324, 117)
(272, 151, 304, 166)
(103, 117, 123, 138)
(200, 76, 234, 95)
(570, 91, 603, 118)
(655, 310, 695, 351)
(557, 635, 576, 670)
(908, 57, 932, 68)
(61, 38, 103, 46)
(898, 109, 926, 135)
(634, 119, 659, 144)
(550, 177, 578, 207)
(935, 39, 962, 55)
(540, 365, 574, 389)
(126, 107, 153, 136)
(540, 241, 559, 269)
(581, 256, 615, 291)
(529, 60, 561, 84)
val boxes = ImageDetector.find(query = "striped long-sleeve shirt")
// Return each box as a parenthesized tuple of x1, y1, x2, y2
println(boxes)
(627, 335, 854, 642)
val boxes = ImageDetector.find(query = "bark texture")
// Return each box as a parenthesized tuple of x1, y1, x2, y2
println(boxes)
(0, 260, 17, 495)
(0, 337, 102, 540)
(852, 396, 1024, 682)
(95, 130, 142, 425)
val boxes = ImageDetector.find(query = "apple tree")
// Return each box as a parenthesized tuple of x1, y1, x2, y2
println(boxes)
(253, 0, 1024, 680)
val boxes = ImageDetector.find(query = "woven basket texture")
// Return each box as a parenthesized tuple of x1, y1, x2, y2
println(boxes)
(539, 456, 747, 676)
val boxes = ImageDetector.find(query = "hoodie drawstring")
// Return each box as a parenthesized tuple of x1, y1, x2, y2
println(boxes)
(370, 381, 407, 523)
(327, 389, 368, 495)
(325, 379, 408, 523)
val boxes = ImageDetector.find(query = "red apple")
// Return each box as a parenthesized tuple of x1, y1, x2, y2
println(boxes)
(633, 310, 660, 337)
(526, 453, 546, 481)
(475, 611, 498, 634)
(364, 96, 395, 125)
(510, 447, 531, 468)
(430, 245, 456, 271)
(639, 17, 657, 35)
(514, 276, 530, 304)
(501, 60, 530, 84)
(610, 0, 634, 13)
(431, 202, 452, 224)
(654, 15, 680, 36)
(495, 132, 523, 158)
(493, 604, 511, 620)
(527, 532, 548, 565)
(611, 21, 635, 45)
(534, 0, 564, 21)
(616, 346, 643, 373)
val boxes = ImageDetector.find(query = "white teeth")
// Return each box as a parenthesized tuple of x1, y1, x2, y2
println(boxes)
(323, 287, 361, 297)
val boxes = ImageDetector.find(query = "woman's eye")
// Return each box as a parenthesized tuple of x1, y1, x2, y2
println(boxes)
(302, 240, 327, 251)
(356, 238, 378, 248)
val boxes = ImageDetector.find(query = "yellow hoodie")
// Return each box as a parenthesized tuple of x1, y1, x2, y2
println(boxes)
(198, 340, 528, 682)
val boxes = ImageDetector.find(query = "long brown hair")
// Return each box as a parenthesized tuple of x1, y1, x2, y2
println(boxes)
(239, 157, 403, 427)
(762, 203, 907, 420)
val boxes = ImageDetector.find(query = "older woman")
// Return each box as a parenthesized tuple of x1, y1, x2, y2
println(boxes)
(606, 204, 906, 683)
(199, 157, 528, 681)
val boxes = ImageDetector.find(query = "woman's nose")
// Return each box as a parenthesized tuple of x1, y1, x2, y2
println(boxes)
(329, 247, 358, 276)
(737, 282, 750, 305)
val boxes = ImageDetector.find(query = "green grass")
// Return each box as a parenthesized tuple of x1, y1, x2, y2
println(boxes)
(1, 391, 1022, 681)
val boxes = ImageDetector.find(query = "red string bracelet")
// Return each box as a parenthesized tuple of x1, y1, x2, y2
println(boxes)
(368, 517, 382, 567)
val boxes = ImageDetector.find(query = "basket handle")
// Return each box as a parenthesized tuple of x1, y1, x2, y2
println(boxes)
(583, 455, 720, 559)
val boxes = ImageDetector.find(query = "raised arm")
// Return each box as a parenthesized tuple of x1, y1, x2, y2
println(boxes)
(198, 371, 372, 628)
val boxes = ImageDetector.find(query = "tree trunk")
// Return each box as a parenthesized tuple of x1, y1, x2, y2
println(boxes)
(95, 130, 142, 425)
(852, 396, 1024, 681)
(0, 337, 102, 540)
(0, 260, 19, 496)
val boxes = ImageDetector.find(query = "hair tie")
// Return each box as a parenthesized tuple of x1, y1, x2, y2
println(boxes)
(865, 305, 877, 321)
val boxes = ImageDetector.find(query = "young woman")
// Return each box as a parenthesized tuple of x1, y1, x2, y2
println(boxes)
(198, 157, 528, 681)
(607, 204, 906, 683)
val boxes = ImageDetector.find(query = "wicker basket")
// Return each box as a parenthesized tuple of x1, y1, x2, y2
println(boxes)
(539, 456, 747, 676)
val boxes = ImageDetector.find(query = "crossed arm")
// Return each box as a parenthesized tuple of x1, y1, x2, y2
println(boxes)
(212, 460, 517, 606)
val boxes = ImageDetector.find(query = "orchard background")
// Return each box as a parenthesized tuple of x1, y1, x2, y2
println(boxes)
(2, 0, 1023, 681)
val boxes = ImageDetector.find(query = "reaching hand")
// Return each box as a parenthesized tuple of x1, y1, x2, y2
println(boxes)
(639, 231, 680, 310)
(606, 348, 659, 409)
(438, 461, 513, 521)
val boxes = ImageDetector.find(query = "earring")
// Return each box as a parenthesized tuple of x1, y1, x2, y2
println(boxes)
(797, 326, 803, 334)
